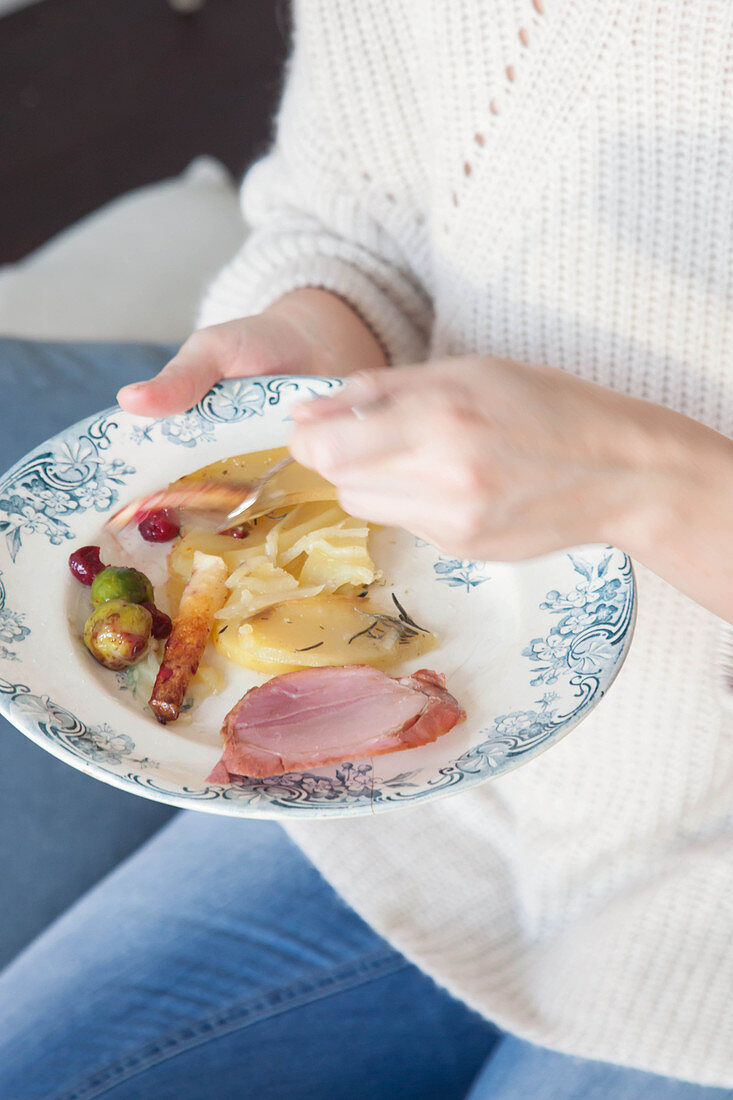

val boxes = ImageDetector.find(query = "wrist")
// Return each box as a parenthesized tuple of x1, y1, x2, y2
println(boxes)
(603, 410, 733, 568)
(262, 289, 387, 378)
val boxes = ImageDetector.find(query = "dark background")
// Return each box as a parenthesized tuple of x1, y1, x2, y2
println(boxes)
(1, 0, 290, 263)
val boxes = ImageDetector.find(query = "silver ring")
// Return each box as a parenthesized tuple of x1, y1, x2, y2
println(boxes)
(350, 395, 390, 420)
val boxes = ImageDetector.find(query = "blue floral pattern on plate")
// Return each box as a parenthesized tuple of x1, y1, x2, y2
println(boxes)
(131, 377, 342, 448)
(0, 377, 636, 818)
(0, 572, 29, 662)
(414, 540, 491, 590)
(432, 558, 491, 590)
(0, 415, 134, 561)
(0, 679, 156, 770)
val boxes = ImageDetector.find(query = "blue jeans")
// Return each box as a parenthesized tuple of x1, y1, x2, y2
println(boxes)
(1, 815, 730, 1100)
(1, 340, 730, 1099)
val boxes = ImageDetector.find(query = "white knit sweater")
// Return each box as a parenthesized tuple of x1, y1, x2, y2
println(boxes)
(199, 1, 733, 1085)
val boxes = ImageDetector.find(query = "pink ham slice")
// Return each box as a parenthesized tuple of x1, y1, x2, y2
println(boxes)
(207, 665, 465, 782)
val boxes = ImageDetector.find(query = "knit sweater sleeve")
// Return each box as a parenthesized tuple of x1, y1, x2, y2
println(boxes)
(196, 7, 431, 365)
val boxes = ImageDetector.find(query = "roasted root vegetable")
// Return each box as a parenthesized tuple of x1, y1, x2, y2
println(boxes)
(214, 593, 436, 674)
(149, 551, 228, 724)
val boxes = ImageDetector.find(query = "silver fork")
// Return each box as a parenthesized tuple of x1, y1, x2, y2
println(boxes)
(224, 454, 294, 523)
(106, 455, 294, 533)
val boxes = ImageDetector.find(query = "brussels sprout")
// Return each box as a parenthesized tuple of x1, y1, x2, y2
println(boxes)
(83, 600, 153, 670)
(91, 566, 154, 607)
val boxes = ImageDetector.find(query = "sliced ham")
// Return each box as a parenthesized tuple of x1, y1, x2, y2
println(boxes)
(207, 665, 465, 781)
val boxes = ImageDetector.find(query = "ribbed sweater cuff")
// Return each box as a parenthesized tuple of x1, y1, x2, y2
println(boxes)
(197, 252, 428, 367)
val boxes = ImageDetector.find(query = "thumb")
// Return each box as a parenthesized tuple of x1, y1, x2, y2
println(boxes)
(117, 314, 312, 417)
(117, 329, 228, 417)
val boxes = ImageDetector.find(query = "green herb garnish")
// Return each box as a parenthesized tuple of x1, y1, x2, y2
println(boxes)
(347, 594, 429, 647)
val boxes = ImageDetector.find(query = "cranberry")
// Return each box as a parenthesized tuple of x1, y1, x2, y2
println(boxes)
(219, 525, 249, 539)
(69, 545, 105, 586)
(142, 602, 173, 640)
(138, 509, 180, 543)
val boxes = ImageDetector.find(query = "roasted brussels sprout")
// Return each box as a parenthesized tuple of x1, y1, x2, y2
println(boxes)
(91, 566, 154, 607)
(83, 600, 153, 670)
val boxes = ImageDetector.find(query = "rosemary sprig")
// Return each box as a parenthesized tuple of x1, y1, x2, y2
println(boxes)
(295, 641, 325, 652)
(348, 594, 429, 647)
(391, 593, 429, 632)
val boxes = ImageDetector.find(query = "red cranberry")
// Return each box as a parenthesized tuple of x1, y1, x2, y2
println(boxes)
(69, 545, 105, 586)
(142, 602, 173, 640)
(138, 509, 180, 543)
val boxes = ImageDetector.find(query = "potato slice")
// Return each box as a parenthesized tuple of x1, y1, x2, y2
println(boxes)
(150, 551, 228, 724)
(218, 556, 323, 621)
(266, 501, 378, 588)
(271, 503, 349, 564)
(214, 594, 436, 674)
(173, 447, 337, 521)
(169, 516, 278, 578)
(167, 514, 285, 616)
(297, 540, 377, 590)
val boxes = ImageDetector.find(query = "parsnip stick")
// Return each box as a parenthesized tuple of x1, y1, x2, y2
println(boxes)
(149, 552, 228, 724)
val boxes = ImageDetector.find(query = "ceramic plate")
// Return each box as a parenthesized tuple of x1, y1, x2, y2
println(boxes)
(0, 377, 636, 818)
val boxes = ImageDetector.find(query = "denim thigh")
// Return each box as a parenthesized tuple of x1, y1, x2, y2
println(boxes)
(0, 813, 498, 1100)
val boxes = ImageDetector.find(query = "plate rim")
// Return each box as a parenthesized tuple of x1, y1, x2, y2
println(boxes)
(0, 377, 638, 819)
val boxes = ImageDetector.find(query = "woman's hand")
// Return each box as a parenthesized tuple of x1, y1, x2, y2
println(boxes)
(291, 356, 733, 621)
(117, 289, 387, 417)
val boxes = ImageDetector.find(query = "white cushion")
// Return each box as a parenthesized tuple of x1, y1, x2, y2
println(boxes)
(0, 1, 43, 14)
(0, 157, 244, 344)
